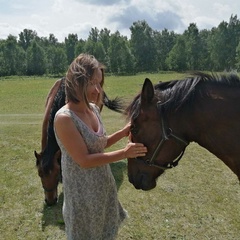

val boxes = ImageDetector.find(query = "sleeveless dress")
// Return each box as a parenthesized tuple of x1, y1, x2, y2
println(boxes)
(54, 103, 127, 240)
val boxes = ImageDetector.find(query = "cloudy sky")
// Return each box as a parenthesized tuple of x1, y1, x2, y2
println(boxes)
(0, 0, 239, 42)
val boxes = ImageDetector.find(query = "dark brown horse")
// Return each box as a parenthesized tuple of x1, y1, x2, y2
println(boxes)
(126, 72, 240, 190)
(35, 77, 124, 205)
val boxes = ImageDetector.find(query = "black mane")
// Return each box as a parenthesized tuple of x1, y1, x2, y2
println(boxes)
(156, 72, 240, 112)
(126, 72, 240, 119)
(42, 77, 65, 174)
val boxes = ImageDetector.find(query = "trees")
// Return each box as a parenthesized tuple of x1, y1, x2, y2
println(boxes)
(18, 29, 38, 51)
(236, 41, 240, 70)
(166, 36, 187, 71)
(183, 23, 202, 71)
(26, 40, 47, 75)
(47, 46, 67, 76)
(65, 34, 78, 64)
(0, 15, 240, 77)
(108, 31, 135, 74)
(198, 29, 211, 70)
(227, 15, 240, 70)
(0, 35, 26, 76)
(130, 20, 157, 72)
(84, 28, 106, 65)
(208, 22, 230, 71)
(154, 29, 177, 71)
(208, 15, 240, 71)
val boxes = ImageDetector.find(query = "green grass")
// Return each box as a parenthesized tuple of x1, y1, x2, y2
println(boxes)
(0, 73, 240, 240)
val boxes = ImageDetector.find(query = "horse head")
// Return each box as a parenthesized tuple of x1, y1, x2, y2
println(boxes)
(34, 150, 61, 205)
(127, 78, 189, 190)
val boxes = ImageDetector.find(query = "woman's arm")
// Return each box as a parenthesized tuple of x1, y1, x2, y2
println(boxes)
(105, 122, 130, 148)
(54, 114, 147, 169)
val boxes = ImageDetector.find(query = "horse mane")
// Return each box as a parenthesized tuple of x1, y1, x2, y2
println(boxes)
(126, 72, 240, 119)
(156, 72, 240, 112)
(41, 77, 66, 174)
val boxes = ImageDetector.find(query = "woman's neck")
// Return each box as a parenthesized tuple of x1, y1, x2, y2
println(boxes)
(66, 101, 91, 114)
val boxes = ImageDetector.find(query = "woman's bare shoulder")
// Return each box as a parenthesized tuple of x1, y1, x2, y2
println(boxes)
(54, 109, 72, 126)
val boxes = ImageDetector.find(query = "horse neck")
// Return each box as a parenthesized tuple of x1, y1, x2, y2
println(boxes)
(181, 88, 240, 178)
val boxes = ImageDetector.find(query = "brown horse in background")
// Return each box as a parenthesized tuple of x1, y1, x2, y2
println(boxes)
(35, 77, 124, 205)
(126, 72, 240, 190)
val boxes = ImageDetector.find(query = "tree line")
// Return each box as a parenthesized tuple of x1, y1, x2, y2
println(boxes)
(0, 14, 240, 77)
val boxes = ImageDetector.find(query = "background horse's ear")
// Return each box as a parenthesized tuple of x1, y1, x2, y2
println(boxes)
(141, 78, 154, 105)
(34, 150, 41, 165)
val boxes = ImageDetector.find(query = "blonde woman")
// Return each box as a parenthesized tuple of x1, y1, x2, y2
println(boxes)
(54, 53, 147, 239)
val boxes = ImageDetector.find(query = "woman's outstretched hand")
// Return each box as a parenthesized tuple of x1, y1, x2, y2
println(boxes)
(123, 142, 147, 158)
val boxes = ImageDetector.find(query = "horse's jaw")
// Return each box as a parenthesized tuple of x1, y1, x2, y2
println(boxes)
(128, 172, 157, 190)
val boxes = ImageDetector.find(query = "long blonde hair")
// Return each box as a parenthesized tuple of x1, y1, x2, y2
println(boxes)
(65, 53, 105, 108)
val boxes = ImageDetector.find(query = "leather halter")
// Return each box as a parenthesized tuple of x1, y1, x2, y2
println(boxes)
(135, 101, 189, 170)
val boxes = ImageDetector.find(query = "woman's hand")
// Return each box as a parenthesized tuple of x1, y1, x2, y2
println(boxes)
(123, 142, 147, 158)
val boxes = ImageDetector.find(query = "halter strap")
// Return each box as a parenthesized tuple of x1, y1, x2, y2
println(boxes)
(136, 101, 189, 170)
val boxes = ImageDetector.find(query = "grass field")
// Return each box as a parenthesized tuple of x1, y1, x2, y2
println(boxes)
(0, 73, 240, 240)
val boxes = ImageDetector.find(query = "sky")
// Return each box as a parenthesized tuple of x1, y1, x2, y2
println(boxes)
(0, 0, 239, 42)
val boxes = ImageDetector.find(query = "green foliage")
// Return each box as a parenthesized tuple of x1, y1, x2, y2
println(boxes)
(85, 40, 106, 64)
(65, 33, 78, 64)
(130, 20, 158, 72)
(108, 31, 135, 74)
(208, 15, 240, 71)
(0, 15, 240, 76)
(18, 29, 38, 51)
(46, 46, 68, 75)
(26, 40, 47, 75)
(236, 41, 240, 70)
(183, 23, 202, 70)
(0, 35, 26, 76)
(154, 29, 177, 71)
(166, 36, 187, 71)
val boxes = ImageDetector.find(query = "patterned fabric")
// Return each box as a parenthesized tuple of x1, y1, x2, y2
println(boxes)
(54, 104, 127, 240)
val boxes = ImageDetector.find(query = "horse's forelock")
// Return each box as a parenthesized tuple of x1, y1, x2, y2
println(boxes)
(41, 152, 54, 175)
(126, 94, 141, 121)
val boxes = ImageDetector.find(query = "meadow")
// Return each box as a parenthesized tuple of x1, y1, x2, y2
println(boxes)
(0, 73, 240, 240)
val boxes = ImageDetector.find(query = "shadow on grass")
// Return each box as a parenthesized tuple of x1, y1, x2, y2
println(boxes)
(41, 192, 65, 230)
(41, 161, 126, 230)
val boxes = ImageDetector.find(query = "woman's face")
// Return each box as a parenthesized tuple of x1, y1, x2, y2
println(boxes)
(87, 68, 103, 103)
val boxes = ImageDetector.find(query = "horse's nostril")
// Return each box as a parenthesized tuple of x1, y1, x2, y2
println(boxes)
(140, 173, 146, 182)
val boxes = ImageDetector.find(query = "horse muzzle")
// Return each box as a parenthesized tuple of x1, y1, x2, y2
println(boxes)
(128, 172, 156, 190)
(45, 196, 58, 206)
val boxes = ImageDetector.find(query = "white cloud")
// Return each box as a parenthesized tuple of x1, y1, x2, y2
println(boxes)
(0, 0, 239, 42)
(213, 3, 231, 16)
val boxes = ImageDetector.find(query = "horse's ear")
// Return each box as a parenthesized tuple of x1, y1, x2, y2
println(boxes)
(141, 78, 154, 105)
(34, 151, 41, 166)
(34, 150, 40, 159)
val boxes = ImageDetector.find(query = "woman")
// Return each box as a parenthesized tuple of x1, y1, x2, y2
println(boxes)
(54, 53, 147, 239)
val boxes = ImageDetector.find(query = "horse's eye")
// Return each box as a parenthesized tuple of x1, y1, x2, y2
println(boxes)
(130, 124, 138, 135)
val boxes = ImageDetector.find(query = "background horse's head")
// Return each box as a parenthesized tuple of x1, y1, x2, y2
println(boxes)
(34, 150, 61, 205)
(34, 78, 65, 205)
(126, 78, 189, 190)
